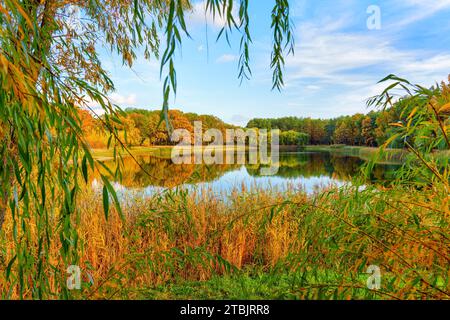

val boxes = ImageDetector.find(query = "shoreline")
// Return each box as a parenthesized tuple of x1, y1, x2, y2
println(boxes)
(91, 144, 408, 163)
(304, 145, 407, 164)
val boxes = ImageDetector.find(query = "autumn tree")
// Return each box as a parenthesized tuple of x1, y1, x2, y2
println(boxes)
(126, 112, 152, 146)
(361, 116, 376, 147)
(333, 120, 353, 145)
(309, 120, 327, 144)
(245, 110, 417, 147)
(350, 114, 365, 145)
(375, 110, 395, 146)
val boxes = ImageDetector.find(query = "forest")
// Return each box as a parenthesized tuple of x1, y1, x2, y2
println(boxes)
(247, 97, 447, 148)
(80, 95, 450, 151)
(80, 108, 233, 148)
(81, 108, 310, 148)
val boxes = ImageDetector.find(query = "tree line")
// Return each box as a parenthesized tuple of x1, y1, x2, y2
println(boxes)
(81, 98, 449, 150)
(246, 99, 443, 149)
(81, 108, 311, 148)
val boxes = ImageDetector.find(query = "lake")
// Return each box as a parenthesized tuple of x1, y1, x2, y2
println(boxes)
(94, 150, 402, 197)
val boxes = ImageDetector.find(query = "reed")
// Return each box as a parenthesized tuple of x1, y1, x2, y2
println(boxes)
(2, 180, 447, 300)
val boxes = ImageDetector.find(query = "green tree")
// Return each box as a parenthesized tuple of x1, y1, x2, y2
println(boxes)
(127, 112, 153, 146)
(279, 130, 309, 146)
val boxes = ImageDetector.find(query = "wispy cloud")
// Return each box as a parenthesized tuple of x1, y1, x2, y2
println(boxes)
(288, 23, 450, 85)
(305, 85, 321, 91)
(230, 114, 250, 126)
(283, 12, 450, 116)
(392, 0, 450, 27)
(216, 54, 238, 63)
(85, 93, 138, 113)
(109, 93, 137, 105)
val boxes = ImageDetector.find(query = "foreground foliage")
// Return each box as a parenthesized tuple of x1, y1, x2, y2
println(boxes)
(0, 0, 294, 299)
(2, 181, 447, 299)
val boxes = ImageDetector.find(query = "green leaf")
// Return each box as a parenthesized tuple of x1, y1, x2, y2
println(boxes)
(82, 155, 88, 184)
(6, 255, 17, 279)
(101, 175, 124, 221)
(102, 186, 109, 220)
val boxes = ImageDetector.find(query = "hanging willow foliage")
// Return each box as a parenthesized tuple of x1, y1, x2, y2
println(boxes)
(0, 0, 294, 298)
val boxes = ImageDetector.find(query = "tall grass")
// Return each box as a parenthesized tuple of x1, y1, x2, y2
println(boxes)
(2, 180, 447, 299)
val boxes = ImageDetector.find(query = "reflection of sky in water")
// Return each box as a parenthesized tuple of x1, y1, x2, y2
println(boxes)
(91, 151, 399, 202)
(185, 166, 346, 195)
(93, 165, 348, 201)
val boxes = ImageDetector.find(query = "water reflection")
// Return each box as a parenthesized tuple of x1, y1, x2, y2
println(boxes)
(94, 151, 401, 195)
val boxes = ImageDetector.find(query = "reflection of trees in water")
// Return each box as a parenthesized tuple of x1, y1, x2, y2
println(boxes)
(96, 156, 241, 188)
(330, 155, 400, 183)
(246, 152, 399, 183)
(94, 152, 400, 188)
(246, 152, 353, 180)
(131, 156, 194, 187)
(329, 155, 364, 180)
(327, 155, 400, 182)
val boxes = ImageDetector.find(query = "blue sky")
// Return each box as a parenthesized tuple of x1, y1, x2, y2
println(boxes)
(96, 0, 450, 126)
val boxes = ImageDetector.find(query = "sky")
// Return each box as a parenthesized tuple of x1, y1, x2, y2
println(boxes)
(97, 0, 450, 126)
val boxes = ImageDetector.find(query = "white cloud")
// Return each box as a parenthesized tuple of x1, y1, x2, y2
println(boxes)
(396, 54, 450, 81)
(283, 17, 450, 115)
(305, 85, 321, 91)
(287, 20, 450, 85)
(230, 114, 249, 126)
(109, 93, 137, 105)
(216, 54, 238, 63)
(391, 0, 450, 27)
(85, 93, 138, 111)
(188, 0, 238, 29)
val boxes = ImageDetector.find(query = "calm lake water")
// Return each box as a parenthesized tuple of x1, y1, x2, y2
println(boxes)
(95, 151, 402, 197)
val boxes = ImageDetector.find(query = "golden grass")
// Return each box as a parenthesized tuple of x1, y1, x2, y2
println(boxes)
(73, 187, 309, 295)
(0, 183, 448, 299)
